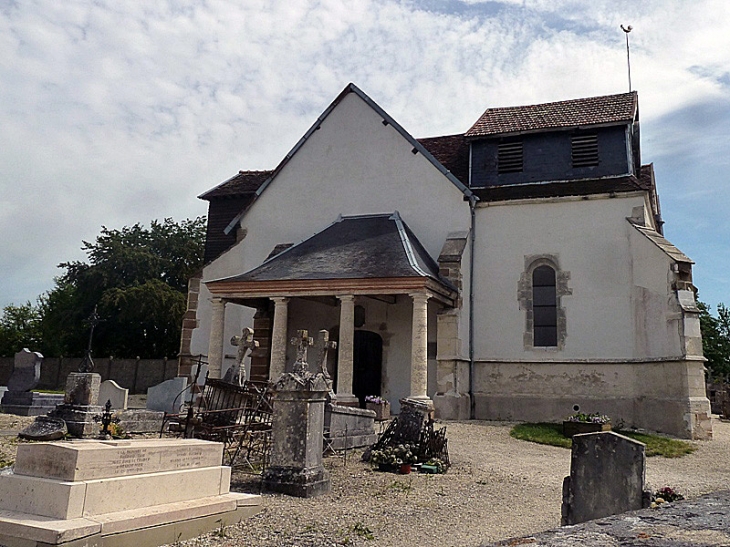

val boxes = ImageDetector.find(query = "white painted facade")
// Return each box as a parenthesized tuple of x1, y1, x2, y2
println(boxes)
(186, 85, 711, 439)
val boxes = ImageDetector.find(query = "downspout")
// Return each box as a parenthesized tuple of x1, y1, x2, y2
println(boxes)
(468, 194, 478, 419)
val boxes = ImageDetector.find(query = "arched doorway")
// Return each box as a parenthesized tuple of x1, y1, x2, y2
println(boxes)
(353, 330, 383, 407)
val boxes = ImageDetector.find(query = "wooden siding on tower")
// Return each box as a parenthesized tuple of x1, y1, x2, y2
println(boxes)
(471, 125, 631, 188)
(203, 197, 252, 263)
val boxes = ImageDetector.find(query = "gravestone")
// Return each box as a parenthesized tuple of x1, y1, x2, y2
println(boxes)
(262, 329, 331, 497)
(147, 376, 188, 413)
(561, 431, 650, 525)
(98, 379, 129, 410)
(0, 439, 260, 546)
(6, 348, 42, 392)
(1, 349, 64, 416)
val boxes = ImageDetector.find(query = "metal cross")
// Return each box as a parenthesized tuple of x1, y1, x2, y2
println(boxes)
(78, 306, 102, 373)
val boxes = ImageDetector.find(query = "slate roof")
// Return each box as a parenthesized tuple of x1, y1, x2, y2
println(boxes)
(631, 223, 693, 263)
(465, 92, 638, 138)
(200, 170, 273, 200)
(417, 134, 470, 185)
(216, 212, 450, 286)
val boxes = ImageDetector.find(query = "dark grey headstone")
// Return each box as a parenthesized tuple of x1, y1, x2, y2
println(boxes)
(7, 348, 43, 392)
(19, 416, 68, 441)
(146, 377, 188, 413)
(561, 431, 648, 525)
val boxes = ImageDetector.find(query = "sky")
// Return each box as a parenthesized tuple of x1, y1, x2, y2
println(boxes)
(1, 0, 729, 313)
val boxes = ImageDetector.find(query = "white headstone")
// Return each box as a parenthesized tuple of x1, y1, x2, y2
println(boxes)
(146, 377, 188, 413)
(98, 380, 129, 410)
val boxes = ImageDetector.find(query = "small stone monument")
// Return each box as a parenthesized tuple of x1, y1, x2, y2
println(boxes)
(45, 308, 104, 437)
(0, 348, 64, 416)
(561, 431, 651, 525)
(46, 371, 103, 437)
(262, 329, 331, 497)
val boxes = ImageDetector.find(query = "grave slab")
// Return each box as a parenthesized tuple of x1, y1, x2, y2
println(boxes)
(98, 380, 128, 411)
(14, 438, 223, 481)
(0, 438, 260, 547)
(146, 377, 188, 413)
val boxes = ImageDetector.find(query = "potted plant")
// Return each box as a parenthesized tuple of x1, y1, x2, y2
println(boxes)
(563, 412, 611, 437)
(365, 395, 390, 421)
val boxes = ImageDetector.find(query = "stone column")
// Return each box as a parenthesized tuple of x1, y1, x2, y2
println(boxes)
(409, 292, 431, 402)
(270, 297, 289, 379)
(336, 295, 358, 406)
(207, 297, 226, 379)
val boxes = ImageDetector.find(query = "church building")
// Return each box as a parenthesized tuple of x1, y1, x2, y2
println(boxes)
(180, 83, 712, 440)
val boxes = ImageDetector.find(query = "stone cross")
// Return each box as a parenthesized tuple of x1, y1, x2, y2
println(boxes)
(316, 329, 337, 380)
(290, 329, 314, 376)
(227, 327, 258, 385)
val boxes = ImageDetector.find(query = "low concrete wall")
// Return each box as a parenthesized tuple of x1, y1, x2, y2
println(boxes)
(472, 358, 712, 440)
(0, 357, 178, 394)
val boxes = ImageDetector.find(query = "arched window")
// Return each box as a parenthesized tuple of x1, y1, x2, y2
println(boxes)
(532, 265, 557, 347)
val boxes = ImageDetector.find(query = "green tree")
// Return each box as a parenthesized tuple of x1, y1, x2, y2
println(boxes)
(40, 217, 206, 358)
(699, 301, 730, 380)
(0, 302, 42, 356)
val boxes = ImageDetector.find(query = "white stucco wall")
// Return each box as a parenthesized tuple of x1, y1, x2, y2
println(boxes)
(472, 193, 681, 361)
(190, 90, 471, 403)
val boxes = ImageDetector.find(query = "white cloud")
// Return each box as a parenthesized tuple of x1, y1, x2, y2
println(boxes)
(1, 0, 729, 310)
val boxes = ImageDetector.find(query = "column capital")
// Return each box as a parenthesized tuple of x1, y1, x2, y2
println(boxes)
(271, 296, 290, 304)
(409, 292, 430, 303)
(337, 294, 355, 303)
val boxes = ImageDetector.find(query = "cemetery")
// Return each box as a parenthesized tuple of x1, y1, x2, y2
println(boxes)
(0, 327, 730, 546)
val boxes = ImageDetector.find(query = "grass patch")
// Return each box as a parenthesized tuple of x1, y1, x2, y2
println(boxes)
(510, 422, 696, 458)
(510, 422, 572, 448)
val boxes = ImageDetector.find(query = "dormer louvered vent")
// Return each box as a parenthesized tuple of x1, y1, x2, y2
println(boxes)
(497, 141, 523, 174)
(571, 134, 599, 167)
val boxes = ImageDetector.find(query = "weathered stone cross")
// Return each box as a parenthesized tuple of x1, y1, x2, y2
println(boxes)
(290, 329, 314, 375)
(316, 329, 337, 380)
(227, 327, 258, 385)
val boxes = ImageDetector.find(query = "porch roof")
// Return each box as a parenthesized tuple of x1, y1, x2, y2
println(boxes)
(206, 212, 457, 305)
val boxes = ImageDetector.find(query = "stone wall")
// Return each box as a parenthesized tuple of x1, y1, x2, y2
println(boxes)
(472, 358, 712, 440)
(0, 356, 177, 394)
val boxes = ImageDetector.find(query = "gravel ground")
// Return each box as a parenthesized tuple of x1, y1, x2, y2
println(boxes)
(1, 415, 729, 547)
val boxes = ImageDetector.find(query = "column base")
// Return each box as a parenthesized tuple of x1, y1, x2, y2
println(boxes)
(262, 466, 331, 498)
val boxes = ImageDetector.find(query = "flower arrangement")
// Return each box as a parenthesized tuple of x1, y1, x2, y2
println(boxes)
(365, 395, 387, 405)
(565, 412, 611, 424)
(653, 486, 684, 503)
(370, 443, 418, 469)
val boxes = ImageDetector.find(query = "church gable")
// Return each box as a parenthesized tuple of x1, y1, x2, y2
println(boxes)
(229, 85, 473, 272)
